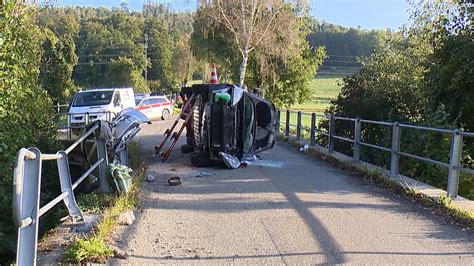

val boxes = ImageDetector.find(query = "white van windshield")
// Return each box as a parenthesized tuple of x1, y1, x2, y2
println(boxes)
(73, 91, 114, 107)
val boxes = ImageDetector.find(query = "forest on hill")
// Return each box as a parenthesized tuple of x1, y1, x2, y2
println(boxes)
(33, 3, 388, 102)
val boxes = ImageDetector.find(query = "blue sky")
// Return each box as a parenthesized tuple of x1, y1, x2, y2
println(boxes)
(46, 0, 411, 30)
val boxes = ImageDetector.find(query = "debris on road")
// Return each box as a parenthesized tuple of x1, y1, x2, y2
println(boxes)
(113, 249, 129, 259)
(250, 160, 285, 168)
(219, 152, 241, 169)
(192, 172, 214, 177)
(168, 176, 182, 186)
(300, 144, 309, 152)
(146, 174, 156, 182)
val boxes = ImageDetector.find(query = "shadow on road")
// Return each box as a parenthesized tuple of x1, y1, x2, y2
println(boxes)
(120, 118, 474, 264)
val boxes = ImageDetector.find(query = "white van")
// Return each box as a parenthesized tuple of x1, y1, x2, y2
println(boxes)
(69, 88, 135, 125)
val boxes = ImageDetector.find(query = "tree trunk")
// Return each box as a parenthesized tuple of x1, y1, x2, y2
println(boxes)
(239, 49, 249, 88)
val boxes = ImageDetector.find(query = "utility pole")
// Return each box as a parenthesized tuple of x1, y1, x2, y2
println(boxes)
(144, 33, 148, 83)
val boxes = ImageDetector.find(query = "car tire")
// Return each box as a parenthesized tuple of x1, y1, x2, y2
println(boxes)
(180, 144, 194, 154)
(190, 152, 214, 167)
(162, 109, 170, 120)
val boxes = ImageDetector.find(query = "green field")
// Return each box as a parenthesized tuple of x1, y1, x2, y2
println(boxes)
(289, 76, 343, 114)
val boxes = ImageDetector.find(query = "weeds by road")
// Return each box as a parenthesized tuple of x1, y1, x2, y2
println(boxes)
(63, 141, 146, 263)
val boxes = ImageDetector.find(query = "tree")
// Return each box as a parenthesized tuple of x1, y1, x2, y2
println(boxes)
(103, 57, 148, 93)
(171, 34, 197, 86)
(192, 1, 324, 107)
(0, 2, 59, 261)
(145, 18, 174, 92)
(322, 0, 474, 199)
(198, 0, 308, 87)
(39, 29, 78, 103)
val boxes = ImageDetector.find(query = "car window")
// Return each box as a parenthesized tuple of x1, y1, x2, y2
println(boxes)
(150, 98, 167, 105)
(73, 90, 114, 107)
(140, 99, 151, 106)
(113, 92, 121, 107)
(243, 95, 255, 153)
(135, 98, 143, 106)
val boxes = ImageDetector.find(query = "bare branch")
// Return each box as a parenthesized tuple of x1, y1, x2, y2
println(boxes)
(253, 4, 281, 49)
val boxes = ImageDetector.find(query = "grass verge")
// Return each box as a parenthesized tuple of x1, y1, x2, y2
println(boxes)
(278, 134, 474, 231)
(64, 141, 146, 263)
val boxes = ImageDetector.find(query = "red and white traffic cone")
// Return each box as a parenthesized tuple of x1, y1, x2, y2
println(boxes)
(209, 63, 219, 84)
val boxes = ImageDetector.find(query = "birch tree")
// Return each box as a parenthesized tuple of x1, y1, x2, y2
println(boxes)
(198, 0, 307, 87)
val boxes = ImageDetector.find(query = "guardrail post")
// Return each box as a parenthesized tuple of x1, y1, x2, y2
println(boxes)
(276, 110, 280, 134)
(285, 110, 290, 136)
(57, 151, 84, 221)
(296, 111, 302, 140)
(310, 113, 316, 146)
(13, 148, 41, 266)
(67, 113, 72, 140)
(85, 112, 90, 126)
(328, 115, 335, 153)
(96, 125, 111, 193)
(447, 130, 463, 198)
(353, 118, 361, 163)
(119, 145, 129, 166)
(390, 122, 401, 178)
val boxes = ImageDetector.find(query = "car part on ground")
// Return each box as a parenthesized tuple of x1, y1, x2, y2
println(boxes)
(168, 176, 182, 186)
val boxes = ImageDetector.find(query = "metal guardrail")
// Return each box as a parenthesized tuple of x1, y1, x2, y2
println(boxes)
(276, 110, 473, 199)
(13, 123, 113, 265)
(12, 107, 150, 265)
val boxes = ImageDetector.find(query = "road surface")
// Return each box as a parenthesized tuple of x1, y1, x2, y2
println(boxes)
(111, 116, 473, 265)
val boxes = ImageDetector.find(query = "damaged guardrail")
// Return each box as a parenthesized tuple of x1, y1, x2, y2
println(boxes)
(277, 110, 474, 199)
(12, 108, 149, 266)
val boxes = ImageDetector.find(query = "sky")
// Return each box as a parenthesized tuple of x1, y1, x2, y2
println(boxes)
(45, 0, 412, 30)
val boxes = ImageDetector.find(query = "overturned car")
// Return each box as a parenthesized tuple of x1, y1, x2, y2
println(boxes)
(179, 84, 277, 167)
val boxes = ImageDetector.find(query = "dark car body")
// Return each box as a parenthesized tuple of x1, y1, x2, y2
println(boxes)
(182, 84, 276, 166)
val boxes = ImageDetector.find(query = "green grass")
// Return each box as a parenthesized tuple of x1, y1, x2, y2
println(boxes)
(77, 193, 113, 214)
(290, 76, 343, 113)
(64, 141, 146, 263)
(64, 237, 113, 263)
(279, 111, 330, 133)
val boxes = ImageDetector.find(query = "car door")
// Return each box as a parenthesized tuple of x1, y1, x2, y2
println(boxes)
(253, 100, 276, 151)
(150, 98, 168, 119)
(239, 93, 275, 157)
(112, 91, 122, 114)
(137, 99, 153, 119)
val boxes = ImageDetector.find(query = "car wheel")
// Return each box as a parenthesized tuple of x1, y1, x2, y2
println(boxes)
(162, 109, 170, 120)
(190, 152, 213, 167)
(180, 144, 194, 154)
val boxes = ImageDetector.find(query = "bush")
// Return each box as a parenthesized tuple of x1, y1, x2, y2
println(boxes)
(0, 2, 60, 262)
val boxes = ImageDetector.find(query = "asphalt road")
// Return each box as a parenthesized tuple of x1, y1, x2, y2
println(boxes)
(112, 116, 473, 265)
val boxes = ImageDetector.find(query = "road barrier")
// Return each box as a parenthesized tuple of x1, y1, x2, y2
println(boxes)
(277, 110, 474, 199)
(12, 108, 149, 265)
(12, 123, 112, 265)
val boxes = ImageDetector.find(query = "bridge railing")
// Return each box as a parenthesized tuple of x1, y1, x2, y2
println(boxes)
(276, 110, 473, 199)
(12, 122, 116, 265)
